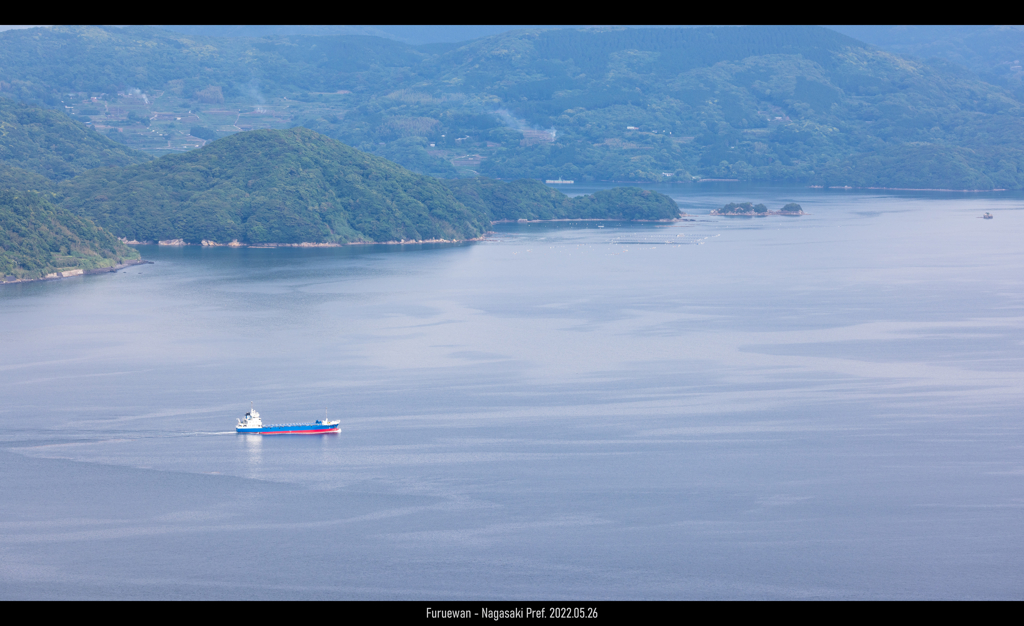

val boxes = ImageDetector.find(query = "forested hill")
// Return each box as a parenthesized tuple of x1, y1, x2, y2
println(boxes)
(828, 26, 1024, 102)
(0, 190, 139, 281)
(3, 25, 1024, 188)
(59, 127, 492, 244)
(0, 25, 421, 104)
(420, 27, 1024, 189)
(444, 178, 680, 221)
(58, 128, 681, 244)
(0, 99, 148, 282)
(0, 98, 150, 190)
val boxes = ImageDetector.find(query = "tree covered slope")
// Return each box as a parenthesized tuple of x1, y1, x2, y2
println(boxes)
(3, 25, 1024, 188)
(0, 97, 149, 189)
(59, 127, 492, 243)
(0, 190, 139, 281)
(58, 128, 681, 243)
(424, 27, 1024, 188)
(445, 178, 679, 221)
(829, 26, 1024, 102)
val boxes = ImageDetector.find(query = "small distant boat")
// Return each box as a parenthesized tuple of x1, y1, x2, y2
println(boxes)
(982, 212, 993, 219)
(545, 177, 574, 184)
(236, 403, 340, 434)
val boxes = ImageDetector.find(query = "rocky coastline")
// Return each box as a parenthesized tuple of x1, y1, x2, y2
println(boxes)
(492, 215, 689, 224)
(1, 258, 149, 285)
(120, 238, 481, 247)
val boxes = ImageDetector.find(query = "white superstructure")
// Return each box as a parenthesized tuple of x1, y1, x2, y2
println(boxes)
(237, 403, 263, 429)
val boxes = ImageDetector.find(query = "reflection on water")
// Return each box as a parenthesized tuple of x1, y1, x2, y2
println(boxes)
(242, 434, 262, 477)
(1, 185, 1023, 599)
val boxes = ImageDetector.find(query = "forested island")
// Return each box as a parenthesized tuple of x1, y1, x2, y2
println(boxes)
(59, 127, 491, 245)
(58, 127, 680, 245)
(711, 202, 804, 216)
(0, 102, 680, 279)
(446, 178, 680, 222)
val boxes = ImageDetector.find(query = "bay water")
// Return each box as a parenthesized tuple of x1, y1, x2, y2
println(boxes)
(2, 185, 1022, 599)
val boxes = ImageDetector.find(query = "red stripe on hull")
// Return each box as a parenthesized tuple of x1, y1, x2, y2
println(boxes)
(260, 428, 339, 435)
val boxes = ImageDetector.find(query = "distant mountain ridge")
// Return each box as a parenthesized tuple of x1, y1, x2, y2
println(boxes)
(1, 25, 1023, 188)
(827, 26, 1024, 101)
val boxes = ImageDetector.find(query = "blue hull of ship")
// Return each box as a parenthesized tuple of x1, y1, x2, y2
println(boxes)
(236, 423, 340, 434)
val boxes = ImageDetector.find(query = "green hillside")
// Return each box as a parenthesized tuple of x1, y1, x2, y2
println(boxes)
(4, 25, 1024, 188)
(286, 26, 1024, 188)
(445, 178, 679, 221)
(444, 178, 572, 220)
(59, 127, 491, 244)
(830, 26, 1024, 102)
(423, 27, 1024, 188)
(567, 187, 681, 220)
(59, 128, 681, 243)
(0, 190, 139, 281)
(0, 98, 149, 190)
(0, 25, 422, 105)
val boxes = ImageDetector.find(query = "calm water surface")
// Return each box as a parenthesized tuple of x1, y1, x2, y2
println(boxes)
(2, 185, 1023, 599)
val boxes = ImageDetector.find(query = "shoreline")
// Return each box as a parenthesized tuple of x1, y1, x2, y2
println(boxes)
(122, 237, 487, 248)
(1, 258, 149, 286)
(808, 185, 1008, 192)
(710, 210, 805, 217)
(122, 218, 694, 249)
(491, 216, 688, 224)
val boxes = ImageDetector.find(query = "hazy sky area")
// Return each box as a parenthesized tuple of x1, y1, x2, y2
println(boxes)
(0, 25, 628, 41)
(1, 25, 1015, 52)
(154, 25, 965, 46)
(156, 25, 592, 43)
(0, 25, 982, 46)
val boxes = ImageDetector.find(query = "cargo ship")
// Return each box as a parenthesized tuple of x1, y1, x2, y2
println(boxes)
(236, 404, 340, 434)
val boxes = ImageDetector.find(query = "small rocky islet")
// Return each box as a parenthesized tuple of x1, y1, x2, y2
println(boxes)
(711, 202, 804, 216)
